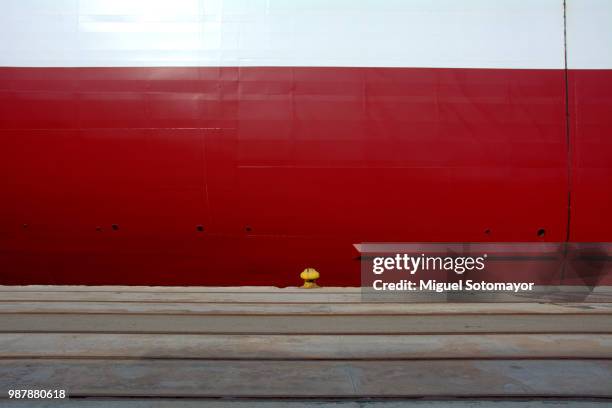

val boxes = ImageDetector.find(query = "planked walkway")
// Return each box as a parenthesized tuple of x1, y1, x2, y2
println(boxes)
(0, 286, 611, 407)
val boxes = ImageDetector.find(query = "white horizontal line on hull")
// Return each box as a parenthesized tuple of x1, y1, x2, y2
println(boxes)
(0, 0, 571, 69)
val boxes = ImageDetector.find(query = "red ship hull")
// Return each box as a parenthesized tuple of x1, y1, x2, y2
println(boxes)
(1, 67, 610, 286)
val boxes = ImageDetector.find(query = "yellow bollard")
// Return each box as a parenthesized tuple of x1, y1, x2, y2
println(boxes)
(300, 268, 320, 289)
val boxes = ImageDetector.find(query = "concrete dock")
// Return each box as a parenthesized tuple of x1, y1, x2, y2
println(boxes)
(0, 286, 611, 407)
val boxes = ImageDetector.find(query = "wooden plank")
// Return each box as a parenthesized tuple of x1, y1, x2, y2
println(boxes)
(0, 291, 363, 303)
(0, 400, 609, 408)
(0, 288, 609, 303)
(1, 314, 611, 334)
(2, 285, 611, 294)
(1, 301, 611, 315)
(1, 333, 611, 359)
(0, 286, 363, 293)
(0, 359, 610, 397)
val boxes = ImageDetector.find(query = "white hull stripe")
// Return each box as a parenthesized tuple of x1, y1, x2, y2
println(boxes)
(0, 1, 609, 69)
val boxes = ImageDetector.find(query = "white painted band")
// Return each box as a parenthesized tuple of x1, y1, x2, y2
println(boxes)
(0, 0, 602, 69)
